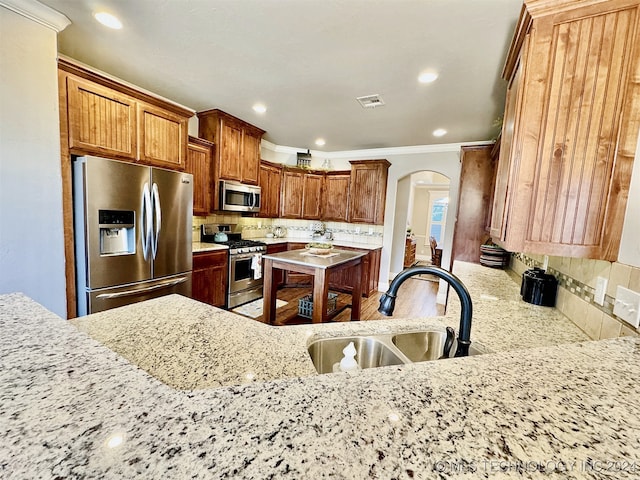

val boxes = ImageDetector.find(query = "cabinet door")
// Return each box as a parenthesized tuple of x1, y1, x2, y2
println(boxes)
(138, 102, 188, 170)
(185, 138, 213, 216)
(192, 251, 228, 307)
(323, 172, 350, 221)
(280, 170, 304, 218)
(495, 3, 640, 260)
(349, 160, 390, 225)
(218, 118, 243, 182)
(302, 173, 323, 220)
(490, 52, 523, 241)
(452, 145, 496, 263)
(241, 130, 261, 185)
(258, 162, 281, 218)
(67, 76, 137, 159)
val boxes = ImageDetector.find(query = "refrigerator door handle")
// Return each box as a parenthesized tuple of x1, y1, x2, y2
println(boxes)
(151, 182, 162, 260)
(95, 276, 189, 299)
(141, 182, 152, 261)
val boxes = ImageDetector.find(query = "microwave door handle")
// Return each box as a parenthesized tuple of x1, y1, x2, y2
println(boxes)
(251, 191, 256, 208)
(141, 182, 152, 261)
(152, 183, 161, 260)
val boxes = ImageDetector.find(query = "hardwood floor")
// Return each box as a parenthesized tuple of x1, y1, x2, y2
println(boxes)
(254, 277, 443, 326)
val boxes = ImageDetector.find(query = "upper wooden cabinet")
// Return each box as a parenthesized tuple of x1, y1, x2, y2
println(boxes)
(452, 145, 496, 264)
(323, 171, 350, 222)
(280, 169, 305, 218)
(258, 161, 282, 218)
(302, 172, 323, 220)
(491, 0, 640, 261)
(348, 160, 390, 225)
(137, 102, 188, 169)
(65, 76, 137, 160)
(185, 136, 214, 216)
(59, 58, 192, 169)
(197, 109, 265, 192)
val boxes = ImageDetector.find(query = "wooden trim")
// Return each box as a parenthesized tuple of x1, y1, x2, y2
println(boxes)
(260, 159, 283, 169)
(58, 69, 76, 319)
(524, 0, 640, 18)
(502, 5, 533, 80)
(58, 56, 194, 118)
(188, 135, 214, 148)
(196, 108, 265, 135)
(348, 159, 392, 168)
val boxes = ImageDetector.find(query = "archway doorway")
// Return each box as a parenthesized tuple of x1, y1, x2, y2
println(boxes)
(407, 171, 451, 261)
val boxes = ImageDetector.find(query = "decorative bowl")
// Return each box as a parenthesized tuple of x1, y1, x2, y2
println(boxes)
(306, 242, 333, 255)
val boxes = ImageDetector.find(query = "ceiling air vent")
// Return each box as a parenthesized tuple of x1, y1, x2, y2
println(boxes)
(356, 94, 385, 108)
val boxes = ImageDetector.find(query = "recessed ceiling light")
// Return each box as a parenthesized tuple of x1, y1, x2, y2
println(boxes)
(252, 104, 267, 114)
(433, 128, 447, 137)
(315, 138, 326, 146)
(418, 71, 438, 84)
(94, 12, 122, 29)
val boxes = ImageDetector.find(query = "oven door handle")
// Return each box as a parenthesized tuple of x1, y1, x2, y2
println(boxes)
(232, 251, 266, 261)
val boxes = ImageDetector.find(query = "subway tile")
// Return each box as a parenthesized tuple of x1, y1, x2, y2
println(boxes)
(588, 260, 611, 289)
(563, 293, 589, 332)
(620, 324, 639, 338)
(629, 267, 640, 293)
(582, 305, 603, 340)
(600, 314, 622, 339)
(607, 262, 632, 296)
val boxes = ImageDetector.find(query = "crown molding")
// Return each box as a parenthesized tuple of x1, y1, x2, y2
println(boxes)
(261, 138, 494, 159)
(0, 0, 70, 32)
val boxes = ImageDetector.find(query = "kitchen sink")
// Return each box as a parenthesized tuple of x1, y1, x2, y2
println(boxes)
(307, 330, 485, 374)
(307, 336, 405, 374)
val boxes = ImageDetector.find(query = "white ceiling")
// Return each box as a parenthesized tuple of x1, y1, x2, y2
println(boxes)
(41, 0, 522, 152)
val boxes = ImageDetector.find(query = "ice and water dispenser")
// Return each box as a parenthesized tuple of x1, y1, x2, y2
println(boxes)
(98, 210, 135, 255)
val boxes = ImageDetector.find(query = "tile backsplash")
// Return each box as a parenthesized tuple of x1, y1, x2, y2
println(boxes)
(510, 253, 640, 341)
(192, 214, 384, 246)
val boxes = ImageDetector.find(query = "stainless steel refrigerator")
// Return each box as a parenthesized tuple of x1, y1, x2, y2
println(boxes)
(73, 156, 193, 316)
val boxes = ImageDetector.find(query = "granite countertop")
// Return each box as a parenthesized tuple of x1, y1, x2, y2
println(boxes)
(192, 239, 381, 253)
(192, 242, 229, 253)
(4, 263, 639, 478)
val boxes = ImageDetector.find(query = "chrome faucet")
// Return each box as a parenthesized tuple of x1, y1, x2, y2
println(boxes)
(378, 266, 473, 357)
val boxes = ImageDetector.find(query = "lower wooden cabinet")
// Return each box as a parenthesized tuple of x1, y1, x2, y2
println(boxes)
(192, 250, 228, 308)
(328, 247, 381, 298)
(266, 243, 287, 288)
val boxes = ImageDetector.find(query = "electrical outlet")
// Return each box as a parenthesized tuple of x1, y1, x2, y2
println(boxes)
(594, 276, 607, 306)
(613, 286, 640, 328)
(543, 255, 549, 271)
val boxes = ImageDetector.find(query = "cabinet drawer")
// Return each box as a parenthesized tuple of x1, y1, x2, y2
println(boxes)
(193, 250, 228, 270)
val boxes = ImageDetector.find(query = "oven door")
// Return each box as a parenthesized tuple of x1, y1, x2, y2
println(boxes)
(229, 252, 264, 293)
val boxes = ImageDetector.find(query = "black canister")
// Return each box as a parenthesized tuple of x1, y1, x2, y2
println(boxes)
(521, 268, 558, 307)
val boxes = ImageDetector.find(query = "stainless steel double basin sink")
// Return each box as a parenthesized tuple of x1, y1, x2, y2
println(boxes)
(307, 330, 483, 374)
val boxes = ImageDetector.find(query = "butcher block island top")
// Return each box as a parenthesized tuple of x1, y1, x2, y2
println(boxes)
(4, 262, 639, 479)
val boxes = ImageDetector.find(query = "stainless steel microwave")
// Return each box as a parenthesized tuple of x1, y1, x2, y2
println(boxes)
(219, 180, 261, 212)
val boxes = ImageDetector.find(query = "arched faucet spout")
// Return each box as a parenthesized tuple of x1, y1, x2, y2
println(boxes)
(378, 266, 473, 357)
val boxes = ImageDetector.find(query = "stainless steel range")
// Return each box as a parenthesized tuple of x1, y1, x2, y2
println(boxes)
(201, 224, 267, 308)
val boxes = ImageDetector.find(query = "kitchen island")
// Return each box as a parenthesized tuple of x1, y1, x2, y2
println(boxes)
(262, 248, 367, 324)
(3, 263, 639, 479)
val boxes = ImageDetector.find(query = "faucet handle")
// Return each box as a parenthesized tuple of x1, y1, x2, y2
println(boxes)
(440, 327, 456, 359)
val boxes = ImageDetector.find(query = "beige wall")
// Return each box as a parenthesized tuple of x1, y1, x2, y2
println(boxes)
(0, 7, 67, 317)
(510, 254, 640, 341)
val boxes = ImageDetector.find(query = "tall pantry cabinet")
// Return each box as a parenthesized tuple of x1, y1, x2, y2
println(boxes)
(491, 0, 640, 261)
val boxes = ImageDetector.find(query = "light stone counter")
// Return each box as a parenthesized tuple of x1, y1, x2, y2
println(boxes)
(255, 237, 383, 250)
(192, 242, 229, 253)
(2, 292, 640, 478)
